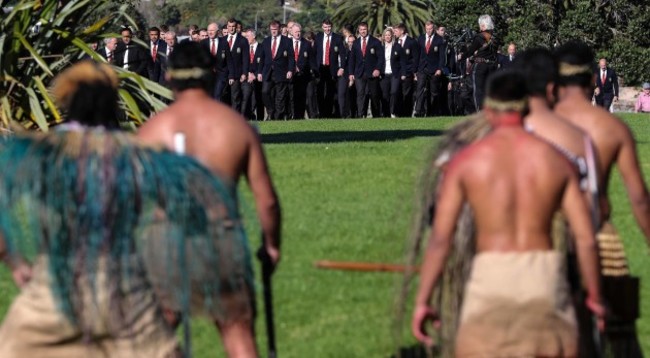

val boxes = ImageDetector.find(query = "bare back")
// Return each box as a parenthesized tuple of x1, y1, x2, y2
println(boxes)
(138, 90, 262, 184)
(441, 127, 579, 252)
(526, 107, 589, 160)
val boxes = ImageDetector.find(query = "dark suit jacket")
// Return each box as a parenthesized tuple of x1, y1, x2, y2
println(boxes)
(315, 32, 345, 76)
(259, 35, 295, 83)
(114, 42, 148, 77)
(147, 40, 167, 82)
(201, 37, 235, 80)
(248, 43, 263, 75)
(96, 47, 114, 63)
(595, 67, 619, 96)
(293, 38, 316, 77)
(348, 36, 384, 79)
(382, 43, 407, 78)
(397, 36, 419, 76)
(498, 53, 515, 70)
(417, 34, 446, 74)
(227, 33, 250, 79)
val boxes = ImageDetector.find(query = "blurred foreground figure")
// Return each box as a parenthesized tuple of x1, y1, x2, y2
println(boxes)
(0, 61, 247, 357)
(138, 42, 281, 358)
(412, 70, 603, 356)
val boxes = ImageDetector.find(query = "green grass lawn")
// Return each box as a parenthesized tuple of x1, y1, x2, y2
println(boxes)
(1, 115, 649, 357)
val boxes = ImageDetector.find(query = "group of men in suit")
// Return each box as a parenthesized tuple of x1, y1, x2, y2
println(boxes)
(95, 18, 530, 120)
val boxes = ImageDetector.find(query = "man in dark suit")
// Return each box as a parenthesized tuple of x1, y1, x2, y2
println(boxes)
(97, 37, 118, 64)
(224, 18, 250, 113)
(289, 23, 316, 120)
(315, 19, 345, 118)
(498, 42, 516, 70)
(242, 28, 264, 120)
(257, 20, 295, 120)
(159, 31, 177, 86)
(594, 58, 619, 110)
(393, 23, 419, 117)
(414, 21, 446, 117)
(201, 23, 235, 101)
(114, 27, 148, 78)
(147, 27, 167, 83)
(348, 22, 384, 118)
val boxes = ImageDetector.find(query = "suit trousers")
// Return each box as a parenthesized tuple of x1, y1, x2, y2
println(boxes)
(317, 66, 336, 118)
(229, 80, 243, 113)
(262, 78, 288, 120)
(415, 71, 442, 117)
(336, 76, 350, 118)
(306, 77, 319, 119)
(401, 75, 415, 117)
(291, 73, 309, 120)
(355, 77, 380, 118)
(471, 62, 497, 112)
(380, 75, 401, 117)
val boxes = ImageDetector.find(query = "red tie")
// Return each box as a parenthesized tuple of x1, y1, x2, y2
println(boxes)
(250, 45, 254, 64)
(152, 44, 157, 61)
(210, 39, 216, 56)
(294, 40, 299, 62)
(425, 36, 432, 54)
(228, 35, 233, 49)
(361, 37, 367, 57)
(271, 37, 277, 58)
(107, 51, 113, 63)
(324, 35, 330, 65)
(398, 38, 403, 47)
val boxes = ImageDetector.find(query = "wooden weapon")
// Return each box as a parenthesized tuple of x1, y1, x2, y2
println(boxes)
(314, 260, 420, 273)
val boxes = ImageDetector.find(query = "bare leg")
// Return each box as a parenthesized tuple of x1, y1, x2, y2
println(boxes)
(216, 320, 258, 358)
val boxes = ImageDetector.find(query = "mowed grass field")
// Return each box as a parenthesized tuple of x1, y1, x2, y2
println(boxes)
(1, 114, 649, 357)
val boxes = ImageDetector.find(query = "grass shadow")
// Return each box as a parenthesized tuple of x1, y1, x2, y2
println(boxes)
(389, 344, 439, 358)
(261, 130, 444, 144)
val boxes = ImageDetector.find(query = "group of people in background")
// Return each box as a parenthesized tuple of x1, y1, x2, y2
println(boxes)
(95, 15, 528, 120)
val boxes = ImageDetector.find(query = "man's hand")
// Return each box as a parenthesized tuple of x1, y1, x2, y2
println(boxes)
(257, 245, 280, 274)
(248, 73, 255, 83)
(613, 96, 618, 102)
(228, 79, 235, 85)
(435, 69, 442, 76)
(240, 74, 247, 83)
(11, 260, 32, 289)
(372, 69, 380, 78)
(401, 75, 406, 81)
(448, 82, 452, 91)
(337, 68, 344, 77)
(287, 71, 293, 80)
(594, 87, 600, 96)
(349, 75, 355, 82)
(257, 74, 263, 82)
(414, 74, 418, 82)
(411, 303, 440, 346)
(586, 296, 606, 332)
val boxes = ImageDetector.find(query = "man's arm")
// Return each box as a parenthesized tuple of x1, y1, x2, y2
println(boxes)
(561, 173, 604, 328)
(616, 125, 650, 246)
(412, 163, 464, 345)
(246, 132, 281, 269)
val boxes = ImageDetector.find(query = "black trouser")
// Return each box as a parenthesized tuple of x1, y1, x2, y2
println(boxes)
(595, 92, 614, 110)
(435, 75, 450, 116)
(242, 80, 264, 120)
(380, 74, 400, 117)
(336, 75, 350, 118)
(212, 74, 227, 102)
(401, 75, 415, 117)
(229, 79, 243, 113)
(317, 66, 336, 118)
(306, 77, 319, 119)
(291, 73, 309, 120)
(414, 71, 442, 117)
(471, 62, 497, 112)
(262, 76, 288, 120)
(355, 77, 380, 118)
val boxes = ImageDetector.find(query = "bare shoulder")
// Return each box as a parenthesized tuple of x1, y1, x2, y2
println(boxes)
(137, 110, 176, 143)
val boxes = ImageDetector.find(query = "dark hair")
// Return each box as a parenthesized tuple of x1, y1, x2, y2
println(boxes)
(395, 23, 407, 32)
(513, 47, 557, 97)
(120, 27, 133, 35)
(486, 69, 527, 103)
(269, 20, 281, 28)
(227, 18, 237, 25)
(322, 19, 333, 26)
(554, 40, 594, 88)
(358, 22, 368, 29)
(343, 24, 354, 34)
(304, 31, 315, 41)
(168, 42, 214, 93)
(148, 27, 160, 34)
(160, 24, 169, 32)
(188, 24, 199, 31)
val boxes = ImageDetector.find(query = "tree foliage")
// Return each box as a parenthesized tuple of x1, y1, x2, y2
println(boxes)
(332, 0, 433, 36)
(0, 0, 170, 131)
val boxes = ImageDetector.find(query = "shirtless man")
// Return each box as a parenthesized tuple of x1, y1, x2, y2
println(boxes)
(138, 42, 281, 358)
(516, 48, 598, 214)
(554, 41, 650, 243)
(412, 70, 603, 356)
